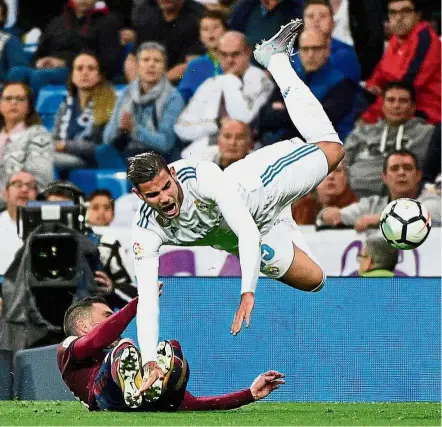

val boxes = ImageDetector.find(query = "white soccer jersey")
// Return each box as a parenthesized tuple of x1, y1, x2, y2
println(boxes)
(133, 139, 329, 363)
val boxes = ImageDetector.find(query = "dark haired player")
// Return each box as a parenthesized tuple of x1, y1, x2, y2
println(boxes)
(57, 295, 285, 411)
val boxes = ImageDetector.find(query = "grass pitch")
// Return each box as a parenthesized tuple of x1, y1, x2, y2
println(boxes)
(0, 401, 439, 426)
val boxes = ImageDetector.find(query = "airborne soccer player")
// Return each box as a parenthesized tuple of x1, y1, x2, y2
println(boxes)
(129, 19, 344, 395)
(57, 296, 285, 411)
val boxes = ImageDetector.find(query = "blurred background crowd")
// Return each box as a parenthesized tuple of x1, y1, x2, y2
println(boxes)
(0, 0, 440, 349)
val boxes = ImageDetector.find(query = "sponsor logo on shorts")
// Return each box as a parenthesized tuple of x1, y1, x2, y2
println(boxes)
(133, 242, 143, 257)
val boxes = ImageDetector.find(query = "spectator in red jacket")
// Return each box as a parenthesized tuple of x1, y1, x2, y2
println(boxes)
(57, 296, 285, 411)
(362, 0, 441, 125)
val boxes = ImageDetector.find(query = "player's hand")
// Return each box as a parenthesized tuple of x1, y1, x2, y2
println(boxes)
(250, 370, 285, 401)
(120, 111, 134, 133)
(231, 292, 254, 336)
(134, 361, 164, 398)
(321, 207, 342, 226)
(354, 214, 380, 233)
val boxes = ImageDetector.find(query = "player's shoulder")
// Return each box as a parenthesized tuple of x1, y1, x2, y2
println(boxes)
(57, 336, 78, 361)
(171, 159, 198, 184)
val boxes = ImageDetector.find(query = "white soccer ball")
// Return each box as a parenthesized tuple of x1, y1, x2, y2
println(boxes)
(379, 198, 431, 250)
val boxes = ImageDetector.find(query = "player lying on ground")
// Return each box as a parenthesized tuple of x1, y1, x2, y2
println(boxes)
(128, 18, 344, 395)
(57, 295, 285, 411)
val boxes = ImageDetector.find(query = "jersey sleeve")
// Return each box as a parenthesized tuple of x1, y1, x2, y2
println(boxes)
(196, 161, 261, 294)
(132, 222, 164, 364)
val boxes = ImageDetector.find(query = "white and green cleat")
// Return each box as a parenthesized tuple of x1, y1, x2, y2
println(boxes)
(253, 19, 304, 68)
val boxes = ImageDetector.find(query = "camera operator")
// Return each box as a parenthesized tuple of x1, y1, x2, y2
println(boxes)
(40, 180, 136, 308)
(0, 171, 38, 315)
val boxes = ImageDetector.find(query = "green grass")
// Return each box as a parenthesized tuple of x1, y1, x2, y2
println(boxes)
(0, 401, 440, 426)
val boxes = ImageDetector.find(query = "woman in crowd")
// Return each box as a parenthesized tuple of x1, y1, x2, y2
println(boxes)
(103, 42, 184, 164)
(0, 82, 53, 203)
(53, 52, 116, 174)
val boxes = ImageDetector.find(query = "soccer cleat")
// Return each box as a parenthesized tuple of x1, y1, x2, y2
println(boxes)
(253, 19, 304, 68)
(117, 346, 143, 409)
(143, 341, 175, 403)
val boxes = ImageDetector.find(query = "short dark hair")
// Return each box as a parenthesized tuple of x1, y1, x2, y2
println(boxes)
(87, 189, 115, 210)
(383, 149, 420, 173)
(63, 296, 108, 336)
(303, 0, 333, 15)
(127, 152, 170, 187)
(200, 9, 228, 29)
(383, 81, 416, 103)
(387, 0, 417, 8)
(41, 180, 85, 204)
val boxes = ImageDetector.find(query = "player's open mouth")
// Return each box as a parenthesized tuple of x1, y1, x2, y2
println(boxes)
(161, 202, 177, 217)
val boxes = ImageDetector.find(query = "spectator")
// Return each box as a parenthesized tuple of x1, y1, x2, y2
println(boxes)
(362, 0, 441, 125)
(330, 0, 353, 46)
(421, 123, 441, 185)
(182, 118, 253, 169)
(299, 0, 361, 83)
(345, 81, 434, 198)
(0, 0, 28, 84)
(291, 159, 358, 225)
(0, 82, 53, 208)
(86, 189, 114, 227)
(53, 52, 117, 174)
(0, 170, 37, 276)
(126, 0, 206, 84)
(174, 31, 273, 145)
(7, 0, 121, 94)
(112, 192, 140, 228)
(104, 42, 184, 163)
(290, 28, 357, 141)
(317, 149, 441, 232)
(178, 9, 227, 103)
(229, 0, 302, 55)
(358, 236, 399, 278)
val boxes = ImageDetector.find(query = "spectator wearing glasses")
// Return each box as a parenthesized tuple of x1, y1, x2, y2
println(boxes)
(290, 28, 357, 141)
(0, 82, 53, 209)
(0, 171, 38, 277)
(358, 236, 399, 278)
(362, 0, 441, 125)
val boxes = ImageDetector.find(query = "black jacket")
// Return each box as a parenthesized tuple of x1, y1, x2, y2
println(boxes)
(34, 1, 121, 79)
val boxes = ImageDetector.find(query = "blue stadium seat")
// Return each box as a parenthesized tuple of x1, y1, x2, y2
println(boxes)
(36, 85, 67, 131)
(68, 169, 129, 199)
(13, 345, 75, 401)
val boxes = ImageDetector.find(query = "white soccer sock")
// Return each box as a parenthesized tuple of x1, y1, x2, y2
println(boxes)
(267, 53, 342, 145)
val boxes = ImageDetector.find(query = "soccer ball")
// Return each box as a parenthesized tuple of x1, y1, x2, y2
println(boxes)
(379, 198, 431, 250)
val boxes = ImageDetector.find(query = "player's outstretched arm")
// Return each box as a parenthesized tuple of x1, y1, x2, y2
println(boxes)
(197, 161, 261, 336)
(179, 371, 285, 411)
(72, 298, 138, 360)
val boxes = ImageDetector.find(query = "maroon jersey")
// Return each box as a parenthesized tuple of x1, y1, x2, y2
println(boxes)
(57, 338, 105, 409)
(56, 298, 139, 409)
(180, 389, 254, 410)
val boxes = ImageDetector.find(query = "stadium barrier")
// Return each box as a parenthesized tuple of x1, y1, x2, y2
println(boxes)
(3, 277, 440, 402)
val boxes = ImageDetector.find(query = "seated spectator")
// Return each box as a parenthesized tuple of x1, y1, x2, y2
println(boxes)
(86, 189, 115, 227)
(291, 159, 358, 225)
(345, 81, 434, 198)
(178, 9, 227, 103)
(358, 236, 399, 278)
(182, 118, 253, 169)
(421, 123, 441, 185)
(126, 0, 206, 84)
(299, 0, 361, 83)
(104, 42, 184, 163)
(362, 0, 441, 125)
(317, 149, 441, 232)
(0, 82, 53, 208)
(229, 0, 302, 56)
(0, 171, 37, 276)
(174, 31, 273, 145)
(290, 28, 357, 141)
(7, 0, 121, 94)
(0, 0, 28, 84)
(53, 53, 116, 174)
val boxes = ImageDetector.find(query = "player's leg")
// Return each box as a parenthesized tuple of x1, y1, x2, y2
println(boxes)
(94, 339, 143, 410)
(254, 21, 344, 173)
(260, 210, 325, 292)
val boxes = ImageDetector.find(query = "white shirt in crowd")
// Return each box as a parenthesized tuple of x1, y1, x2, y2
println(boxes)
(0, 210, 22, 275)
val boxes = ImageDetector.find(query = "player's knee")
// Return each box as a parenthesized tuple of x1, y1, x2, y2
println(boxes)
(308, 269, 326, 292)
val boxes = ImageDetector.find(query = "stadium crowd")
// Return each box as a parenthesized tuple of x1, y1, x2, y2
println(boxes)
(0, 0, 440, 349)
